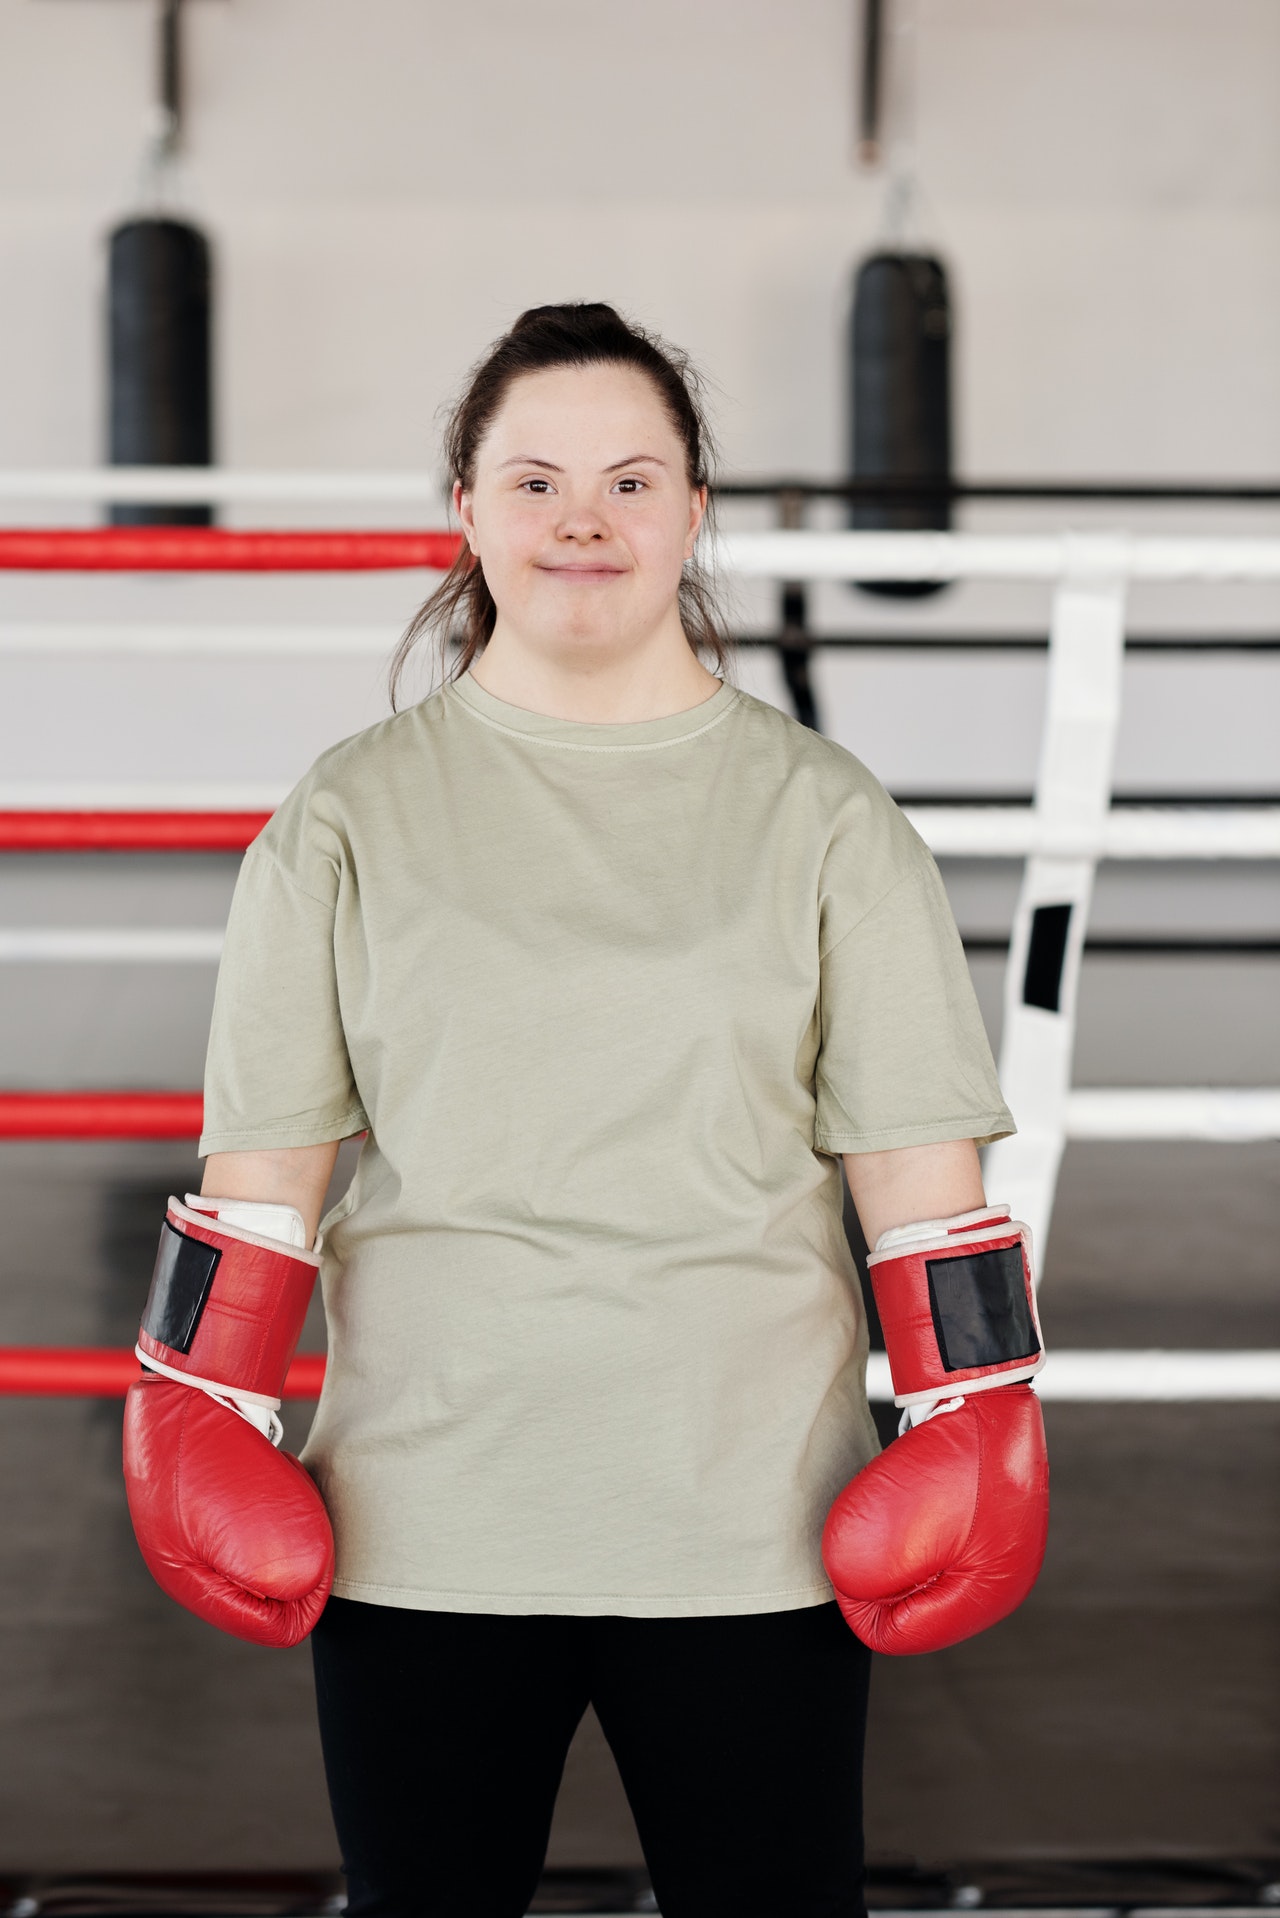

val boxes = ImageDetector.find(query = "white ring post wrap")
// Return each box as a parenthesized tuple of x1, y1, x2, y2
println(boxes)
(983, 538, 1128, 1272)
(867, 1204, 1046, 1410)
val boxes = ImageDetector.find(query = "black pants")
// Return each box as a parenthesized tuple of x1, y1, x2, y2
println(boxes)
(311, 1596, 871, 1918)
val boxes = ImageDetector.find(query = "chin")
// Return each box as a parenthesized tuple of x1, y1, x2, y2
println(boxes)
(533, 608, 633, 652)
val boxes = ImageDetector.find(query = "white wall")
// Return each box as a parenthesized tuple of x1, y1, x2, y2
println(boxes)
(2, 0, 1278, 479)
(0, 1, 1276, 831)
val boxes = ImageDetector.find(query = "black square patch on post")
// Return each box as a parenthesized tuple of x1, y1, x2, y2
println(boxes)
(141, 1221, 222, 1354)
(925, 1244, 1041, 1373)
(1022, 902, 1072, 1012)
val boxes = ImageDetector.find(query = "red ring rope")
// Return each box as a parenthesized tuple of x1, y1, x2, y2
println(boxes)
(4, 525, 444, 1394)
(0, 1092, 203, 1138)
(0, 528, 464, 571)
(0, 811, 271, 853)
(0, 1348, 326, 1397)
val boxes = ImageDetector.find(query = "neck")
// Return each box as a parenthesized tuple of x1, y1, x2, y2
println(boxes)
(467, 623, 722, 724)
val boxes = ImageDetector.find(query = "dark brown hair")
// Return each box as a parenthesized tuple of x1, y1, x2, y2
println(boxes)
(389, 303, 732, 706)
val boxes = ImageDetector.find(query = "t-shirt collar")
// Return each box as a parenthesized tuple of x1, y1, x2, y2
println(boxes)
(446, 670, 739, 750)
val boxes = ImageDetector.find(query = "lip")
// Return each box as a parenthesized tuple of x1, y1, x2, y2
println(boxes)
(536, 563, 629, 579)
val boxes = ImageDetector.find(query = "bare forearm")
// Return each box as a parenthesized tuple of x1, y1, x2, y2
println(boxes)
(201, 1141, 341, 1246)
(841, 1138, 986, 1249)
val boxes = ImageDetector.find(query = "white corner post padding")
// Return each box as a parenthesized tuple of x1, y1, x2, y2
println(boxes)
(983, 540, 1129, 1276)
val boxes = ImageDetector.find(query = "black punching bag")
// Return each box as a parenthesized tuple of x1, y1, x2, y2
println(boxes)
(108, 217, 213, 525)
(849, 251, 952, 596)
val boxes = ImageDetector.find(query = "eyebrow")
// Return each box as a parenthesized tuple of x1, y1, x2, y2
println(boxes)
(495, 454, 670, 473)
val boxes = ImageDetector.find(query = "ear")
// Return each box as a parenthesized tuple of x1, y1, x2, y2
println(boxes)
(684, 484, 707, 559)
(455, 480, 479, 555)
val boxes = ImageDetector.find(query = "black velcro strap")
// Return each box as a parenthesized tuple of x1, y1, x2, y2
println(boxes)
(142, 1220, 222, 1354)
(925, 1244, 1041, 1373)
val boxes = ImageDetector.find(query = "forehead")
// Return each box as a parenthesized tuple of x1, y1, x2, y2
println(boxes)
(479, 362, 680, 463)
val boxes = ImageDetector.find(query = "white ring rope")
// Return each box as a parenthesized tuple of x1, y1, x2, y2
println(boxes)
(715, 530, 1280, 582)
(0, 929, 226, 963)
(0, 623, 400, 656)
(0, 469, 447, 505)
(1065, 1087, 1280, 1143)
(866, 1352, 1280, 1402)
(904, 807, 1280, 861)
(0, 782, 289, 811)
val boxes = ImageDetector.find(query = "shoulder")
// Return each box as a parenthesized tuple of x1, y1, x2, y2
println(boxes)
(251, 691, 448, 891)
(307, 686, 448, 794)
(727, 686, 894, 798)
(726, 685, 927, 866)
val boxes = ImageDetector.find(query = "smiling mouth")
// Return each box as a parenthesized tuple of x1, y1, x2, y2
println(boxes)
(537, 563, 628, 579)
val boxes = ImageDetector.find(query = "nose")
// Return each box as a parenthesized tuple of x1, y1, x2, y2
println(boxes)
(554, 494, 611, 543)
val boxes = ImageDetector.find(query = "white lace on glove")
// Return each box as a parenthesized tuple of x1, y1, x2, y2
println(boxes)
(898, 1395, 966, 1437)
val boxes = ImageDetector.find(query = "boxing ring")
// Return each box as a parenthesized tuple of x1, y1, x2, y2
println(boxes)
(0, 474, 1277, 1417)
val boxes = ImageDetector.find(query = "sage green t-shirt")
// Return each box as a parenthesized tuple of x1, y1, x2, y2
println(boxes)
(200, 673, 1013, 1616)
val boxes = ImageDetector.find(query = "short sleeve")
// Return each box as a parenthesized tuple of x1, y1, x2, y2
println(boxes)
(199, 843, 368, 1156)
(814, 854, 1015, 1155)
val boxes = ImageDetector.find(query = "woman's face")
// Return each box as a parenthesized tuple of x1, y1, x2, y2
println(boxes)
(456, 362, 706, 663)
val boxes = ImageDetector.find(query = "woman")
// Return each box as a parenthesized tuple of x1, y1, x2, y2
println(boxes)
(125, 303, 1045, 1918)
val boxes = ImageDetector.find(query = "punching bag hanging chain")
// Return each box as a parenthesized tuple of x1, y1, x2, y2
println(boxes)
(847, 0, 952, 594)
(873, 0, 922, 247)
(137, 0, 184, 210)
(107, 0, 213, 527)
(157, 0, 182, 158)
(857, 0, 885, 168)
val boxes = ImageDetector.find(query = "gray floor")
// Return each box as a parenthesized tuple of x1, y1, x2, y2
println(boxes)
(0, 1132, 1276, 1874)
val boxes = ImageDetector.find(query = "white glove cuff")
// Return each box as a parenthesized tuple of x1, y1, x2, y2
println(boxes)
(874, 1203, 1012, 1256)
(185, 1192, 315, 1252)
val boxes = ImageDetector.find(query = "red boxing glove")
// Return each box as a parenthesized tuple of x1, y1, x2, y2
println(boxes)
(823, 1204, 1049, 1655)
(123, 1195, 334, 1648)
